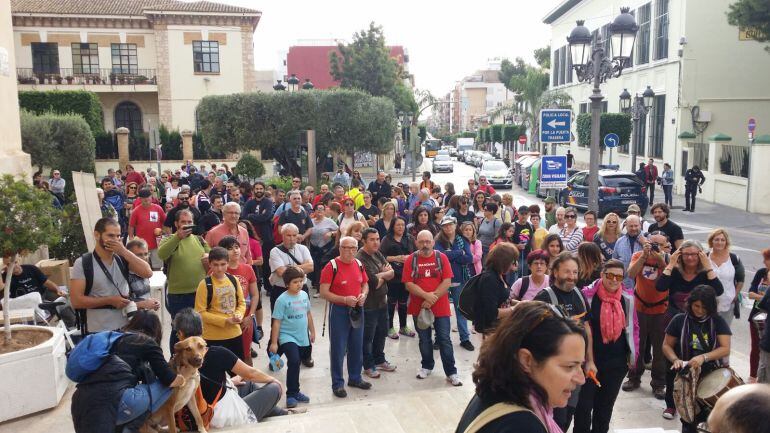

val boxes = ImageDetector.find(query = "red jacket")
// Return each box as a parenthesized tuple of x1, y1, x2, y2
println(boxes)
(643, 164, 658, 184)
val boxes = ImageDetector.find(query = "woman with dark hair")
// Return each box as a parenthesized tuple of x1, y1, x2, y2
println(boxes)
(541, 234, 565, 263)
(478, 202, 501, 260)
(472, 190, 487, 220)
(380, 216, 416, 339)
(510, 249, 551, 302)
(392, 186, 408, 219)
(661, 285, 732, 429)
(574, 260, 639, 433)
(489, 222, 515, 251)
(449, 195, 476, 227)
(456, 302, 587, 433)
(747, 248, 770, 383)
(443, 182, 456, 208)
(430, 206, 446, 233)
(576, 242, 604, 289)
(408, 205, 434, 238)
(72, 311, 185, 433)
(472, 243, 520, 335)
(435, 216, 475, 351)
(239, 181, 253, 201)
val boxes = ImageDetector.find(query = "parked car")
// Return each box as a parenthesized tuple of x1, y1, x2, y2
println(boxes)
(432, 154, 454, 173)
(557, 169, 649, 216)
(473, 152, 494, 167)
(475, 159, 512, 188)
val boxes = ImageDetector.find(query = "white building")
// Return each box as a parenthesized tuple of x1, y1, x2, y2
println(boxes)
(456, 66, 515, 132)
(11, 0, 261, 134)
(544, 0, 770, 213)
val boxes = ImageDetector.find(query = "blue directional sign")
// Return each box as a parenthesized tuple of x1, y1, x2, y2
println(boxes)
(540, 109, 572, 143)
(540, 155, 568, 189)
(604, 133, 620, 148)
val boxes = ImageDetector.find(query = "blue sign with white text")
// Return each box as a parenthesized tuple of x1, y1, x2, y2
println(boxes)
(540, 109, 572, 143)
(604, 133, 620, 148)
(540, 155, 568, 188)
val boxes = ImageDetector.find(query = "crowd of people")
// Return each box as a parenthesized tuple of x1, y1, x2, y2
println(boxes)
(8, 161, 768, 433)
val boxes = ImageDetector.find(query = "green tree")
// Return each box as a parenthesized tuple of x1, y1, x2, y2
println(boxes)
(508, 67, 571, 152)
(534, 45, 552, 69)
(491, 124, 504, 143)
(728, 0, 770, 52)
(498, 58, 528, 90)
(1, 175, 61, 343)
(330, 22, 417, 113)
(576, 113, 632, 148)
(18, 90, 104, 134)
(234, 153, 265, 182)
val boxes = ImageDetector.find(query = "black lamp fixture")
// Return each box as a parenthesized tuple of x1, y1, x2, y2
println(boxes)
(619, 88, 632, 111)
(642, 85, 655, 109)
(568, 7, 639, 83)
(287, 73, 300, 92)
(273, 79, 286, 91)
(302, 78, 314, 90)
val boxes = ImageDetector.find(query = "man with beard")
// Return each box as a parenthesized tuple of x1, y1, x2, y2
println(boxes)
(243, 181, 275, 294)
(543, 196, 557, 229)
(647, 203, 684, 250)
(70, 217, 153, 333)
(163, 190, 201, 235)
(367, 171, 392, 204)
(128, 189, 166, 269)
(200, 194, 224, 235)
(534, 252, 594, 431)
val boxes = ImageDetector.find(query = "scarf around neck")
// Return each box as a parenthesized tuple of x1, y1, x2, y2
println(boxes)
(529, 393, 563, 433)
(596, 279, 625, 344)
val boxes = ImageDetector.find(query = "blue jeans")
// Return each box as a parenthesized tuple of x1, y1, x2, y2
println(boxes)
(363, 307, 389, 370)
(116, 382, 173, 425)
(328, 304, 364, 390)
(414, 315, 457, 376)
(278, 342, 311, 397)
(448, 285, 470, 343)
(166, 292, 196, 352)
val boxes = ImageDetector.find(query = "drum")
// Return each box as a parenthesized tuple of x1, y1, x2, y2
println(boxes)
(696, 367, 744, 408)
(753, 312, 767, 337)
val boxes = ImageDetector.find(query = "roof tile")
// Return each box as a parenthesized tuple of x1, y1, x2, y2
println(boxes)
(11, 0, 260, 16)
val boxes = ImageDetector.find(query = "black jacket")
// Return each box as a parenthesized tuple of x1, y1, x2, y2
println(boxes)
(473, 270, 509, 334)
(71, 355, 136, 433)
(243, 197, 275, 244)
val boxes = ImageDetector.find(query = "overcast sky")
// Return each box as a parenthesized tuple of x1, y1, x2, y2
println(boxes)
(228, 0, 561, 96)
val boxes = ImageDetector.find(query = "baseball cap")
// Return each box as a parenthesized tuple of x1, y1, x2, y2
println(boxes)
(138, 189, 152, 198)
(627, 204, 641, 213)
(440, 216, 457, 226)
(544, 197, 557, 204)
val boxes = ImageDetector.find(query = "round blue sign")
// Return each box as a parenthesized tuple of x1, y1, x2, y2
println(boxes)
(604, 133, 620, 148)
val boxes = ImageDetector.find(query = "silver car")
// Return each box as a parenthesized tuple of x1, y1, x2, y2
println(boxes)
(475, 160, 512, 188)
(432, 154, 454, 173)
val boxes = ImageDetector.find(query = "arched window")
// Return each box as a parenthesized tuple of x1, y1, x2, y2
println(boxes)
(114, 101, 143, 135)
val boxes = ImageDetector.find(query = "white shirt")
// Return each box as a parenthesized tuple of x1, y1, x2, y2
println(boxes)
(166, 186, 181, 203)
(710, 257, 737, 313)
(269, 243, 312, 288)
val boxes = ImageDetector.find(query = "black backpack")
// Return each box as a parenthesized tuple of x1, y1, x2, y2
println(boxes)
(457, 272, 485, 321)
(204, 274, 241, 309)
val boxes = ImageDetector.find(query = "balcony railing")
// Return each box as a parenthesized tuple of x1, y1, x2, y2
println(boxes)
(17, 68, 157, 86)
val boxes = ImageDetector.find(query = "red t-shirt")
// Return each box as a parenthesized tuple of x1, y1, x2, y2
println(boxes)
(128, 203, 166, 249)
(226, 264, 257, 305)
(320, 259, 368, 305)
(402, 252, 453, 317)
(125, 171, 145, 186)
(582, 226, 599, 243)
(476, 184, 496, 195)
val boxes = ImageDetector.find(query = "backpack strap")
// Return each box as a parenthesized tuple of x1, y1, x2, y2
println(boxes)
(573, 287, 588, 313)
(329, 259, 339, 287)
(516, 276, 531, 301)
(206, 274, 241, 309)
(434, 251, 442, 275)
(463, 402, 542, 433)
(83, 252, 94, 296)
(544, 287, 559, 306)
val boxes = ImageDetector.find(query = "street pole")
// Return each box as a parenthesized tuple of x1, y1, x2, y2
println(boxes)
(410, 124, 417, 182)
(307, 129, 317, 190)
(630, 109, 639, 172)
(588, 48, 604, 213)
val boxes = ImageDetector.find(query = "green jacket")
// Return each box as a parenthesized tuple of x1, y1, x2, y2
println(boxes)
(158, 234, 210, 294)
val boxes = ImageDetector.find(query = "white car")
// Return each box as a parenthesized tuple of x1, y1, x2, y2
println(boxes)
(475, 160, 512, 188)
(432, 154, 454, 173)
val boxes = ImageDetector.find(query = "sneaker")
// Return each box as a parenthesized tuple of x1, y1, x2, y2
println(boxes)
(388, 328, 400, 339)
(452, 326, 458, 332)
(622, 380, 640, 392)
(416, 368, 432, 379)
(376, 361, 397, 372)
(312, 292, 320, 298)
(348, 380, 372, 390)
(333, 388, 347, 398)
(364, 367, 381, 378)
(301, 358, 314, 368)
(447, 374, 463, 387)
(662, 408, 676, 420)
(460, 340, 475, 351)
(286, 396, 298, 408)
(294, 392, 310, 403)
(653, 387, 665, 400)
(399, 327, 416, 337)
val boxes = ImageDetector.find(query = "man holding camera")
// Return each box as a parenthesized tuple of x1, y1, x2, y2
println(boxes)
(70, 218, 153, 333)
(158, 209, 210, 348)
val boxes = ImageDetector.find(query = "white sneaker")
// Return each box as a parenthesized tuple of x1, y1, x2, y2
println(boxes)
(416, 368, 432, 379)
(447, 374, 463, 387)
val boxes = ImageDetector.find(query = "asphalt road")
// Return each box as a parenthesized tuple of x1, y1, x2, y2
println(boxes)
(397, 155, 770, 381)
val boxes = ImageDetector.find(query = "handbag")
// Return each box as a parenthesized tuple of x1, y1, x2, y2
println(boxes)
(210, 377, 258, 428)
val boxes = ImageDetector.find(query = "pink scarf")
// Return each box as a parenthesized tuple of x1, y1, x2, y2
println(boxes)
(529, 393, 563, 433)
(597, 279, 625, 344)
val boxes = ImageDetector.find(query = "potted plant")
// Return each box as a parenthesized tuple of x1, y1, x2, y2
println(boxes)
(109, 72, 117, 85)
(65, 76, 74, 84)
(0, 174, 66, 422)
(54, 75, 62, 84)
(134, 75, 148, 84)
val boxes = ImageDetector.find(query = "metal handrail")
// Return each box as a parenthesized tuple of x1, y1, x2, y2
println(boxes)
(16, 68, 157, 85)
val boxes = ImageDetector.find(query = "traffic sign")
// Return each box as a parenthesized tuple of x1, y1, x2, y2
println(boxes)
(748, 118, 756, 132)
(540, 109, 572, 143)
(518, 135, 527, 145)
(604, 133, 620, 148)
(540, 155, 568, 189)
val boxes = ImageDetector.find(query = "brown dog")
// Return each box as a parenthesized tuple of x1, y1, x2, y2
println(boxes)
(141, 336, 209, 433)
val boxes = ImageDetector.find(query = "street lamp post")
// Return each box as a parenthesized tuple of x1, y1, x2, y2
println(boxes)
(302, 78, 314, 90)
(273, 79, 286, 91)
(568, 7, 638, 212)
(399, 111, 415, 181)
(620, 85, 655, 172)
(287, 73, 300, 92)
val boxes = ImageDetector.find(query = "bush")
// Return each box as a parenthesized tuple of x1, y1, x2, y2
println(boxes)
(491, 124, 504, 143)
(262, 176, 297, 192)
(159, 126, 183, 160)
(503, 124, 521, 142)
(20, 111, 96, 196)
(47, 203, 88, 265)
(94, 131, 117, 159)
(18, 90, 104, 134)
(235, 153, 265, 182)
(576, 113, 632, 148)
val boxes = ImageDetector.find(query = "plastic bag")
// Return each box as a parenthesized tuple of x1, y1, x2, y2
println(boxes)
(210, 378, 258, 428)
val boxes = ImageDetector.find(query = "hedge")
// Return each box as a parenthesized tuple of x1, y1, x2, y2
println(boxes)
(491, 124, 503, 143)
(18, 90, 104, 133)
(576, 113, 632, 148)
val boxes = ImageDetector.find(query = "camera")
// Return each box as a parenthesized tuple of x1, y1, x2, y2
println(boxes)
(122, 301, 138, 317)
(651, 243, 660, 252)
(183, 224, 196, 232)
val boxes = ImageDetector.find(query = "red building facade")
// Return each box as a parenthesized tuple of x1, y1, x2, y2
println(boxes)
(286, 45, 407, 90)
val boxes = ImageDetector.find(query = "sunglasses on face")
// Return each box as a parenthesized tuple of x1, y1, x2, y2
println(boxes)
(565, 214, 577, 219)
(604, 272, 624, 282)
(345, 203, 354, 207)
(128, 186, 137, 190)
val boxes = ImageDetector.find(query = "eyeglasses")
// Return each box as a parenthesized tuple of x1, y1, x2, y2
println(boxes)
(606, 220, 618, 224)
(292, 179, 301, 183)
(345, 203, 354, 207)
(604, 272, 624, 282)
(565, 214, 577, 219)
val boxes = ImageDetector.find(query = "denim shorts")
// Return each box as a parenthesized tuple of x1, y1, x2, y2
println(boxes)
(116, 382, 173, 425)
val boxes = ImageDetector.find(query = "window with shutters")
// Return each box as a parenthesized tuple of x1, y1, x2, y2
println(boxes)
(649, 94, 665, 158)
(636, 3, 651, 65)
(653, 0, 669, 60)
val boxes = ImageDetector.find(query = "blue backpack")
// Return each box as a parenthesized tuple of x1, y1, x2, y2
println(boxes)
(66, 331, 126, 382)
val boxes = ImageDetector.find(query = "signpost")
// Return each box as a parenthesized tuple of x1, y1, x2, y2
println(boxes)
(540, 109, 572, 144)
(604, 133, 619, 164)
(540, 155, 568, 189)
(749, 117, 756, 141)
